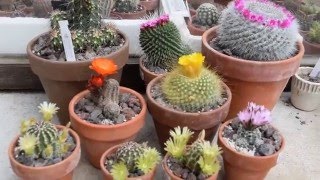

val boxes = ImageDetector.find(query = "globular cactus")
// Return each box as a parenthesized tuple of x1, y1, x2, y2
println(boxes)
(87, 28, 106, 51)
(102, 79, 121, 119)
(184, 133, 205, 172)
(50, 30, 63, 52)
(71, 30, 87, 52)
(32, 0, 53, 17)
(162, 53, 223, 112)
(102, 26, 121, 46)
(216, 0, 299, 61)
(113, 0, 140, 13)
(50, 10, 68, 30)
(309, 21, 320, 44)
(139, 14, 192, 70)
(195, 3, 220, 28)
(115, 141, 145, 171)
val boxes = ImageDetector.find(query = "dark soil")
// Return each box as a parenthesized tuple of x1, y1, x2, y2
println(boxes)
(32, 33, 125, 62)
(299, 72, 320, 83)
(222, 119, 282, 156)
(112, 4, 144, 14)
(142, 56, 167, 75)
(74, 92, 141, 125)
(104, 153, 145, 177)
(150, 81, 228, 113)
(0, 0, 34, 17)
(14, 133, 76, 167)
(166, 156, 208, 180)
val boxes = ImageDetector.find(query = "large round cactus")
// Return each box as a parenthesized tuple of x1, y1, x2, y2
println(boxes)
(216, 0, 299, 61)
(196, 3, 220, 28)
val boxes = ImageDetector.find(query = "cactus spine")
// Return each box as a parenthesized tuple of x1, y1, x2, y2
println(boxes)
(113, 0, 140, 13)
(183, 131, 205, 172)
(102, 79, 121, 119)
(195, 3, 220, 28)
(216, 0, 299, 61)
(115, 141, 145, 171)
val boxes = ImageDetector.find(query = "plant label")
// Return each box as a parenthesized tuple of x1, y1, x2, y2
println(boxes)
(171, 0, 187, 11)
(185, 0, 192, 20)
(58, 20, 76, 62)
(309, 57, 320, 78)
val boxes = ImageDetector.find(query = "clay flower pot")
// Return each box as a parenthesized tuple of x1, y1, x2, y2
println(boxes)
(202, 27, 305, 120)
(162, 153, 218, 180)
(303, 39, 320, 55)
(8, 125, 81, 180)
(69, 88, 147, 168)
(139, 57, 160, 85)
(146, 75, 232, 150)
(291, 67, 320, 111)
(100, 144, 156, 180)
(187, 15, 207, 36)
(111, 5, 147, 19)
(27, 31, 129, 125)
(140, 0, 159, 11)
(217, 119, 285, 180)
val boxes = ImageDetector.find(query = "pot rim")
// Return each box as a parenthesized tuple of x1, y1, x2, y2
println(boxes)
(218, 119, 286, 160)
(26, 29, 129, 65)
(8, 125, 80, 170)
(100, 143, 156, 179)
(146, 75, 232, 116)
(294, 66, 320, 85)
(202, 26, 305, 65)
(69, 87, 147, 129)
(139, 56, 162, 77)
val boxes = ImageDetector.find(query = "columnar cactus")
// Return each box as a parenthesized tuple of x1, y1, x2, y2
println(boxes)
(102, 79, 121, 119)
(216, 0, 299, 61)
(195, 3, 220, 28)
(113, 0, 140, 13)
(139, 15, 192, 70)
(184, 132, 205, 172)
(100, 0, 114, 18)
(309, 21, 320, 44)
(32, 0, 53, 17)
(162, 53, 223, 112)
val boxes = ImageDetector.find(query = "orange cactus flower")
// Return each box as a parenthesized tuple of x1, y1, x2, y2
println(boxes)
(87, 75, 104, 90)
(89, 58, 118, 76)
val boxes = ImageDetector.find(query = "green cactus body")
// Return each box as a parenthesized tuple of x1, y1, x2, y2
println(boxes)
(87, 28, 105, 51)
(196, 3, 220, 28)
(139, 15, 192, 70)
(113, 0, 140, 13)
(184, 139, 204, 172)
(71, 30, 87, 52)
(26, 121, 58, 152)
(309, 21, 320, 44)
(115, 142, 145, 171)
(216, 0, 299, 61)
(50, 11, 68, 30)
(102, 26, 121, 46)
(162, 68, 223, 112)
(50, 30, 63, 52)
(102, 79, 121, 119)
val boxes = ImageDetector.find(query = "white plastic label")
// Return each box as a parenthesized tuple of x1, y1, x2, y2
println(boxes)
(58, 20, 76, 62)
(171, 0, 187, 11)
(185, 0, 192, 19)
(309, 57, 320, 78)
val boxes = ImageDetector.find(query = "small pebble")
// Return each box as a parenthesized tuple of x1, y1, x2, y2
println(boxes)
(258, 143, 275, 156)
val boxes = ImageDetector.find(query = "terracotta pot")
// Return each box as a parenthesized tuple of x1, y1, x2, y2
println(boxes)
(187, 15, 206, 36)
(8, 125, 81, 180)
(218, 119, 285, 180)
(69, 88, 147, 168)
(140, 0, 159, 11)
(202, 27, 304, 120)
(146, 75, 232, 151)
(111, 5, 147, 19)
(100, 144, 156, 180)
(303, 39, 320, 55)
(139, 57, 160, 85)
(27, 31, 129, 125)
(291, 67, 320, 111)
(162, 153, 218, 180)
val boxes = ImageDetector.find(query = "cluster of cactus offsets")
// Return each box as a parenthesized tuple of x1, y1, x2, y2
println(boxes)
(17, 102, 73, 160)
(32, 0, 53, 17)
(50, 30, 63, 52)
(50, 11, 68, 30)
(110, 141, 161, 179)
(216, 0, 299, 61)
(309, 21, 320, 44)
(164, 127, 222, 176)
(162, 53, 223, 112)
(71, 30, 87, 52)
(195, 3, 220, 28)
(139, 14, 192, 70)
(113, 0, 140, 13)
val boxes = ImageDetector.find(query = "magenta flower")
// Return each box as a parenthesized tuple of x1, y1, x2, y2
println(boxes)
(140, 14, 170, 30)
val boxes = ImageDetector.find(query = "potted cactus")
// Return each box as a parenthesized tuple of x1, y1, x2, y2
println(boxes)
(146, 52, 231, 150)
(202, 0, 305, 120)
(27, 0, 129, 125)
(218, 102, 285, 180)
(303, 21, 320, 54)
(111, 0, 147, 19)
(100, 141, 161, 179)
(163, 127, 222, 180)
(69, 58, 147, 168)
(187, 3, 220, 36)
(8, 102, 81, 180)
(139, 14, 193, 85)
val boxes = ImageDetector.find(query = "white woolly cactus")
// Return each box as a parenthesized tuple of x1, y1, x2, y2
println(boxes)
(196, 3, 220, 28)
(216, 0, 299, 61)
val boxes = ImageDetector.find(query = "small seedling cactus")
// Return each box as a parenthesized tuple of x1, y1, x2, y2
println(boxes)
(109, 141, 161, 179)
(161, 53, 223, 112)
(164, 127, 221, 177)
(17, 102, 74, 164)
(309, 21, 320, 44)
(139, 14, 192, 71)
(216, 0, 299, 61)
(113, 0, 140, 13)
(195, 3, 220, 28)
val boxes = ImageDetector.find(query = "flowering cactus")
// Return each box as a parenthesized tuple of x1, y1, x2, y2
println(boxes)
(237, 102, 272, 129)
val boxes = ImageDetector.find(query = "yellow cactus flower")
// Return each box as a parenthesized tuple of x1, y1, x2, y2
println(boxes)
(18, 134, 37, 156)
(38, 101, 59, 122)
(20, 118, 36, 134)
(178, 53, 205, 78)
